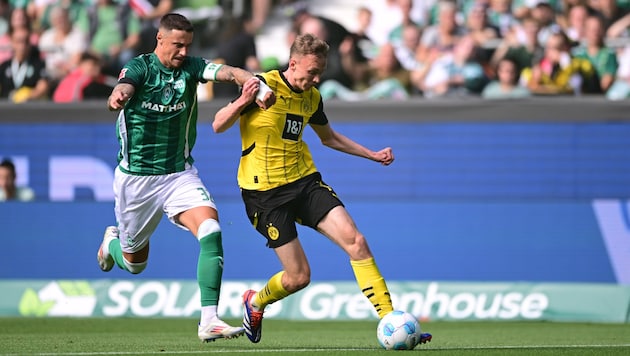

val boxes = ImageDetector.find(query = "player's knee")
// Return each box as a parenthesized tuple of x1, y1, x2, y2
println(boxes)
(197, 218, 221, 239)
(123, 257, 147, 274)
(285, 271, 310, 292)
(346, 232, 371, 259)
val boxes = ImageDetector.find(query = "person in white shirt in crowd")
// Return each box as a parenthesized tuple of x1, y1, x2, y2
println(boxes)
(38, 5, 87, 87)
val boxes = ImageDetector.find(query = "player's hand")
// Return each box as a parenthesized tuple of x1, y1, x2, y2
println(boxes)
(256, 89, 276, 110)
(255, 80, 276, 110)
(374, 147, 394, 166)
(108, 91, 130, 111)
(238, 77, 259, 105)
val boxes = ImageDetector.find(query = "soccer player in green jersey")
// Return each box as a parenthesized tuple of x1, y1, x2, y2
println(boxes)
(96, 13, 275, 342)
(212, 33, 432, 346)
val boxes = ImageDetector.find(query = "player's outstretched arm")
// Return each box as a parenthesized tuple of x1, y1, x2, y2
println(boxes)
(213, 77, 260, 133)
(107, 83, 135, 111)
(311, 124, 395, 166)
(214, 65, 275, 109)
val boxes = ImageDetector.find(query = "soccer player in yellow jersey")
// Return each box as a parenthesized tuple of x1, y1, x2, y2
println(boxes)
(213, 33, 432, 345)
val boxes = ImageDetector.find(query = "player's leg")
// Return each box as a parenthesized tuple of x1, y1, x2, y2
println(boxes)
(257, 238, 311, 307)
(241, 238, 309, 343)
(317, 205, 394, 318)
(318, 206, 433, 346)
(166, 168, 243, 342)
(98, 170, 161, 274)
(240, 188, 306, 343)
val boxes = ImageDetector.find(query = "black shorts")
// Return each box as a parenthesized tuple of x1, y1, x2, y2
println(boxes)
(241, 172, 344, 248)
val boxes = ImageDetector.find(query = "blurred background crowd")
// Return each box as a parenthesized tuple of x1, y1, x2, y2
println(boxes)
(0, 0, 629, 104)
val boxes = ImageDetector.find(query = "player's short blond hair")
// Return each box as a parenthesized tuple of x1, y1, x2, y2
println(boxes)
(289, 33, 329, 60)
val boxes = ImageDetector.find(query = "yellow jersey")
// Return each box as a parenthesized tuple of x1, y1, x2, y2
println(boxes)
(237, 70, 329, 191)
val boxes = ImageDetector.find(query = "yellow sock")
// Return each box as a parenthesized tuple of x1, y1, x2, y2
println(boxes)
(254, 271, 291, 310)
(351, 257, 394, 318)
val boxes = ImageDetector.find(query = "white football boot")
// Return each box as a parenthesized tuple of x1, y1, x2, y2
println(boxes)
(97, 226, 119, 272)
(198, 319, 245, 342)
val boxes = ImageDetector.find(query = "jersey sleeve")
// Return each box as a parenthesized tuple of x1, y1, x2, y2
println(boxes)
(309, 98, 328, 125)
(117, 56, 146, 87)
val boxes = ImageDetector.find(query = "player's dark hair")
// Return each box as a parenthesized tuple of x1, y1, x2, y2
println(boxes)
(290, 33, 329, 59)
(159, 13, 194, 33)
(0, 158, 16, 178)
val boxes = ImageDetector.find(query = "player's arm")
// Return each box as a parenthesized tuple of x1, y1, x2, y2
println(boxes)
(212, 77, 260, 133)
(202, 62, 275, 109)
(311, 123, 395, 166)
(107, 83, 135, 111)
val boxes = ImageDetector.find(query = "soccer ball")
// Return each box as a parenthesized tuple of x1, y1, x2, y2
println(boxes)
(376, 310, 421, 350)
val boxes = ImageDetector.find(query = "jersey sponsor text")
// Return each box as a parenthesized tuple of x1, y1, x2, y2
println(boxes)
(141, 101, 186, 112)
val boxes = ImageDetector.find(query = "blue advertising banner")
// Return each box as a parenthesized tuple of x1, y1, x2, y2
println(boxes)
(3, 122, 630, 201)
(0, 200, 623, 283)
(1, 122, 630, 284)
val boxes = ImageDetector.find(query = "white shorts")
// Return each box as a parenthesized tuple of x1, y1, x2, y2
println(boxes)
(113, 165, 217, 253)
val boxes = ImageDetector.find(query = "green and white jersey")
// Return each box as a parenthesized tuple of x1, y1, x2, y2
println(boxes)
(115, 53, 221, 175)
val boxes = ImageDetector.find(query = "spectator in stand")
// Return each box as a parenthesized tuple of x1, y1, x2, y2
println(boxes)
(290, 6, 351, 50)
(491, 15, 544, 74)
(465, 3, 502, 46)
(353, 6, 378, 60)
(0, 1, 11, 63)
(606, 44, 630, 100)
(588, 0, 630, 31)
(412, 35, 488, 98)
(129, 0, 173, 55)
(38, 5, 87, 89)
(463, 3, 502, 64)
(29, 0, 86, 33)
(0, 25, 49, 102)
(562, 3, 591, 44)
(512, 0, 562, 20)
(211, 14, 261, 99)
(365, 0, 403, 47)
(52, 51, 113, 102)
(388, 0, 423, 47)
(416, 0, 467, 66)
(0, 6, 39, 63)
(531, 1, 561, 46)
(76, 0, 141, 76)
(606, 10, 630, 37)
(0, 158, 34, 202)
(394, 23, 423, 71)
(0, 0, 8, 36)
(319, 42, 411, 101)
(520, 30, 595, 95)
(488, 0, 519, 37)
(296, 14, 369, 93)
(482, 57, 532, 98)
(571, 14, 618, 93)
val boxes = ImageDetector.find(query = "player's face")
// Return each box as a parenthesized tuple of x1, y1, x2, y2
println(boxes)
(156, 29, 193, 68)
(288, 54, 326, 91)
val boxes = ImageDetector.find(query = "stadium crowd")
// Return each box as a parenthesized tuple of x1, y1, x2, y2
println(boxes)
(0, 0, 629, 103)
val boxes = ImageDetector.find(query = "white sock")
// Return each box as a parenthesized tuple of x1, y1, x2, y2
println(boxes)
(200, 305, 218, 327)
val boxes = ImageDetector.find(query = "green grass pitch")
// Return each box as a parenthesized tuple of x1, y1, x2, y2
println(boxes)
(1, 318, 629, 355)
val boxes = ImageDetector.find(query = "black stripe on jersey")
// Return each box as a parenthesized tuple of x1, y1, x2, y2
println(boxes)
(309, 97, 328, 125)
(242, 142, 255, 157)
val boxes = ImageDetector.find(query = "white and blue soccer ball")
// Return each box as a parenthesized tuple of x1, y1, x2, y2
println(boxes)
(376, 310, 421, 350)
